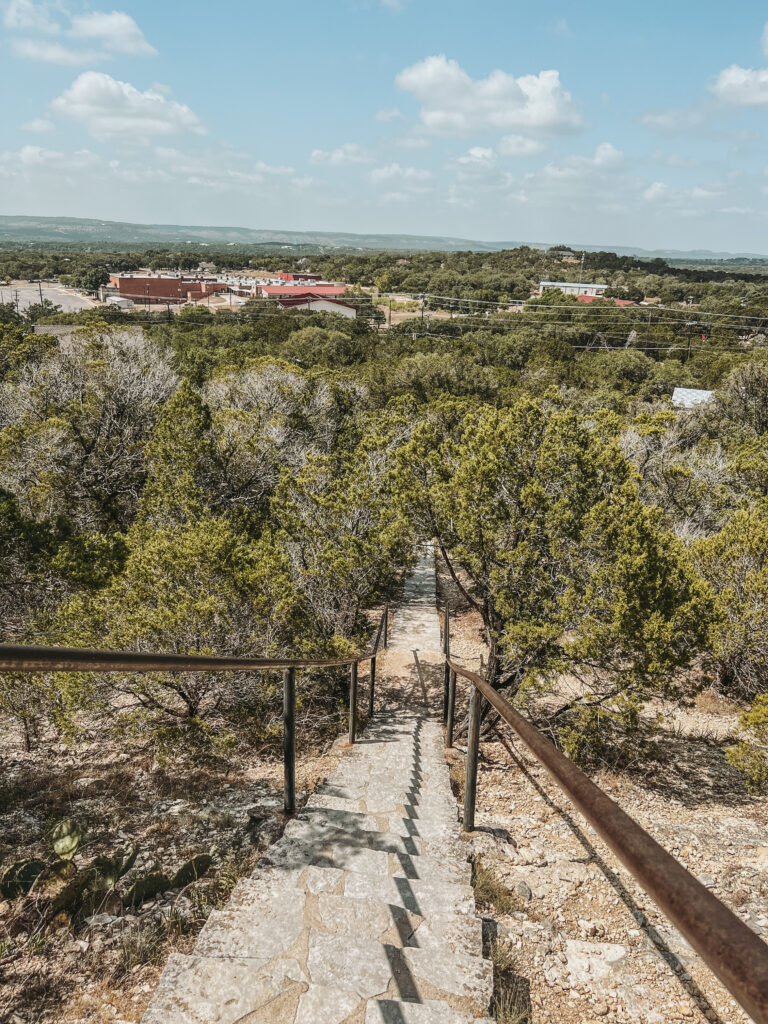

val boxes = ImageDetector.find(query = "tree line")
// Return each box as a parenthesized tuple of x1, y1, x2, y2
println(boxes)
(0, 265, 767, 788)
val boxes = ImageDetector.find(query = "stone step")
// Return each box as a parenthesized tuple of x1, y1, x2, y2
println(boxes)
(196, 880, 483, 958)
(277, 817, 471, 884)
(143, 939, 492, 1023)
(366, 1000, 495, 1024)
(246, 865, 478, 919)
(306, 928, 493, 1015)
(140, 951, 307, 1024)
(261, 828, 471, 886)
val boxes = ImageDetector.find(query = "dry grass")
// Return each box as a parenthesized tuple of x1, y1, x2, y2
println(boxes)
(449, 763, 466, 803)
(472, 859, 519, 916)
(489, 940, 530, 1024)
(695, 689, 741, 716)
(493, 982, 531, 1024)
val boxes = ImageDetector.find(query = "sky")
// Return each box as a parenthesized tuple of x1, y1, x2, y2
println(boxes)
(3, 0, 768, 252)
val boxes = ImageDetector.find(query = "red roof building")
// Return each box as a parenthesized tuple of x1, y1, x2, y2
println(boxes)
(110, 275, 227, 305)
(278, 272, 323, 282)
(259, 285, 346, 299)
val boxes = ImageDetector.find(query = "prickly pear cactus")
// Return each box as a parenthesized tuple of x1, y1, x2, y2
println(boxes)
(0, 858, 47, 898)
(170, 854, 213, 888)
(51, 819, 82, 861)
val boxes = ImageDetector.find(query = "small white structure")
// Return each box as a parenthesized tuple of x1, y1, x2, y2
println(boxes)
(106, 296, 135, 310)
(539, 281, 609, 298)
(277, 297, 357, 319)
(671, 387, 713, 409)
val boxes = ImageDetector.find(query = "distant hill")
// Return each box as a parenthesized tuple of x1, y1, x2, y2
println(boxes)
(1, 214, 767, 261)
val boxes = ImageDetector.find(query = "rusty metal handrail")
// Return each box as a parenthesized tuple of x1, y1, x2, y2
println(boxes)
(0, 606, 389, 816)
(446, 656, 768, 1024)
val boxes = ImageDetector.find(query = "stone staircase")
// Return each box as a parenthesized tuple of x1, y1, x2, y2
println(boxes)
(141, 551, 495, 1024)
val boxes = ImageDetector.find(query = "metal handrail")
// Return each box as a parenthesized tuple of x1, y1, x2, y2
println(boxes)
(0, 605, 389, 816)
(445, 656, 768, 1024)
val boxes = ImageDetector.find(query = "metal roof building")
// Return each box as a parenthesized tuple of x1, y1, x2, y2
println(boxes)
(671, 387, 714, 409)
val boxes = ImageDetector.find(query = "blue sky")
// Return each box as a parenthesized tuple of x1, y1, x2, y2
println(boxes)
(2, 0, 768, 251)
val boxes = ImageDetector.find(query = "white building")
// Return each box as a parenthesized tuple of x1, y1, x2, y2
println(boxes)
(538, 281, 609, 298)
(277, 297, 357, 319)
(671, 387, 713, 409)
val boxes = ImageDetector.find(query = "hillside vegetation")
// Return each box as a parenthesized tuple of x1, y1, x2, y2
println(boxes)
(1, 245, 768, 1019)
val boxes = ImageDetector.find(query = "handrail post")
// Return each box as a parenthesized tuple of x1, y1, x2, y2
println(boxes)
(446, 667, 456, 749)
(349, 661, 358, 744)
(368, 655, 376, 719)
(283, 668, 296, 815)
(442, 607, 450, 724)
(383, 606, 388, 648)
(463, 684, 481, 831)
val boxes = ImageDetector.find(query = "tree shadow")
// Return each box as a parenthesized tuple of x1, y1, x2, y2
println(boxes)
(627, 730, 753, 810)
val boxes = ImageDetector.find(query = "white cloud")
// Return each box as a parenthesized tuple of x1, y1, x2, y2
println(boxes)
(375, 107, 403, 122)
(3, 0, 59, 32)
(553, 17, 570, 35)
(392, 135, 429, 149)
(497, 134, 544, 156)
(395, 54, 582, 135)
(457, 146, 495, 165)
(642, 180, 724, 206)
(20, 117, 55, 131)
(12, 38, 103, 64)
(69, 11, 157, 56)
(50, 72, 204, 141)
(0, 144, 100, 170)
(370, 162, 432, 184)
(541, 142, 623, 180)
(643, 181, 668, 201)
(5, 1, 156, 63)
(640, 107, 705, 132)
(152, 147, 291, 188)
(711, 64, 768, 106)
(310, 142, 370, 165)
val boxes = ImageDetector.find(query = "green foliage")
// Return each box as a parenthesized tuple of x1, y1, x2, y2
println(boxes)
(397, 396, 708, 761)
(0, 816, 211, 918)
(91, 846, 138, 887)
(741, 694, 768, 739)
(697, 502, 768, 696)
(0, 858, 47, 898)
(725, 742, 768, 794)
(51, 818, 82, 861)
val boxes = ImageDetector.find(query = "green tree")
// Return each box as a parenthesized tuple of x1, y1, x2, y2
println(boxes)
(397, 397, 708, 758)
(696, 501, 768, 696)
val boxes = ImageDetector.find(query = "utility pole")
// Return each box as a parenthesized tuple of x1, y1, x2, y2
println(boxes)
(388, 298, 392, 328)
(38, 280, 43, 304)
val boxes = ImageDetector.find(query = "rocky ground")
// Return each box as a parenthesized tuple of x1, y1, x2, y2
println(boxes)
(0, 685, 366, 1024)
(436, 553, 768, 1024)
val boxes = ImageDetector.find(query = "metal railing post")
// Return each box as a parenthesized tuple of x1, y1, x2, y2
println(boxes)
(383, 606, 388, 648)
(348, 661, 358, 744)
(283, 668, 296, 815)
(369, 656, 376, 719)
(446, 667, 456, 749)
(463, 684, 481, 831)
(442, 607, 450, 723)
